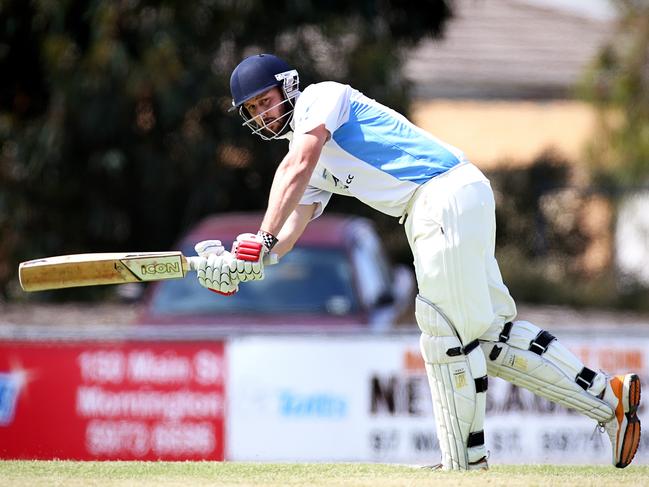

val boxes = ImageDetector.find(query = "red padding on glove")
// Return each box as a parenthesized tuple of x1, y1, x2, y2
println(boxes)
(235, 241, 263, 262)
(209, 288, 237, 296)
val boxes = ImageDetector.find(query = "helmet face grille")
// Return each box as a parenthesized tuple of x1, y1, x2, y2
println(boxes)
(239, 95, 296, 140)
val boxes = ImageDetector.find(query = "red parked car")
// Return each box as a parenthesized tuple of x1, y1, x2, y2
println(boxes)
(137, 213, 415, 330)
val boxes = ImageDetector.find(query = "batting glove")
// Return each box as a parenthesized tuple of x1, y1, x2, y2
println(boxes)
(231, 230, 277, 282)
(194, 239, 239, 296)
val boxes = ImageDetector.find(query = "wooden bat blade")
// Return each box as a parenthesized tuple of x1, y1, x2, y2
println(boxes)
(19, 252, 191, 292)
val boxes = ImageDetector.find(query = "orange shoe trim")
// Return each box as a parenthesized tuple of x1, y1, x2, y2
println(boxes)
(616, 375, 642, 468)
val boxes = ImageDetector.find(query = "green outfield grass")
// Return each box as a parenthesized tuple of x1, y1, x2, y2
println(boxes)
(1, 461, 648, 487)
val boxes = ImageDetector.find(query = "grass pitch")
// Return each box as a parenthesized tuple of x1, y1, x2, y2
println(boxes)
(1, 461, 649, 487)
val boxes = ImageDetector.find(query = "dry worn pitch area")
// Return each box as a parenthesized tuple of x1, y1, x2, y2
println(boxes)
(1, 462, 649, 487)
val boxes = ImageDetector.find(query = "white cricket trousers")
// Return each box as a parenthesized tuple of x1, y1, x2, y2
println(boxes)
(404, 162, 517, 344)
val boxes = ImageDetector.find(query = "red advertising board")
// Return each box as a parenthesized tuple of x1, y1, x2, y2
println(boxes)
(0, 341, 226, 460)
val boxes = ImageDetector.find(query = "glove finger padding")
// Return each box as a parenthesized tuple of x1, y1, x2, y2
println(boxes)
(196, 251, 240, 295)
(235, 257, 264, 282)
(213, 253, 239, 294)
(196, 254, 210, 288)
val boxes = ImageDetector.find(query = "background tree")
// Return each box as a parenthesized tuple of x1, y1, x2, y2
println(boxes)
(579, 0, 649, 187)
(0, 0, 453, 298)
(574, 0, 649, 308)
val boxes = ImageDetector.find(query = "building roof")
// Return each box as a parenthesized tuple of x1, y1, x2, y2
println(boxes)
(404, 0, 615, 99)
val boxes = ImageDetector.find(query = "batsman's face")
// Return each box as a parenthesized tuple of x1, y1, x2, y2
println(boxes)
(243, 87, 288, 135)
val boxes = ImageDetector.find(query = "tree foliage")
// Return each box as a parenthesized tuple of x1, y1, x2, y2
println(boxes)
(579, 1, 649, 186)
(0, 0, 452, 297)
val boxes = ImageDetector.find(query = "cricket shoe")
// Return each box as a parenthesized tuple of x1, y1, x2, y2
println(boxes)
(599, 373, 641, 468)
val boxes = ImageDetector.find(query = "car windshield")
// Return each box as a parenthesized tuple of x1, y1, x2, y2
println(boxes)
(149, 246, 359, 316)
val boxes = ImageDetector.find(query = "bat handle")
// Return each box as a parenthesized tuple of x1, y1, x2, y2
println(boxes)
(186, 256, 202, 272)
(186, 254, 278, 272)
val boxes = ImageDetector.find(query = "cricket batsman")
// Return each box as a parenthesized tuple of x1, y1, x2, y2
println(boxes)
(193, 53, 641, 470)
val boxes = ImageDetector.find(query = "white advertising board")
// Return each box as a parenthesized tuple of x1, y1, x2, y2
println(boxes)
(227, 333, 649, 464)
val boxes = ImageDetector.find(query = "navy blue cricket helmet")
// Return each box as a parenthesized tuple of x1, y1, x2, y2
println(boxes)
(230, 54, 300, 140)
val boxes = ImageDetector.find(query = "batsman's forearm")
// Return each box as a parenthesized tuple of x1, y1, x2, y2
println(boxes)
(261, 160, 314, 237)
(273, 204, 316, 258)
(260, 127, 327, 239)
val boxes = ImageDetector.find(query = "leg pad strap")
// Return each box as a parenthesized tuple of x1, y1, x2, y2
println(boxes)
(467, 431, 485, 448)
(475, 376, 488, 393)
(576, 367, 598, 391)
(447, 339, 480, 357)
(529, 330, 556, 355)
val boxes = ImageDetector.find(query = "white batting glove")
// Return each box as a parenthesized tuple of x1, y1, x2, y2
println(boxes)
(231, 232, 273, 282)
(194, 240, 239, 296)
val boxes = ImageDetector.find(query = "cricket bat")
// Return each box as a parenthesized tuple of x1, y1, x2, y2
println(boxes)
(18, 251, 278, 292)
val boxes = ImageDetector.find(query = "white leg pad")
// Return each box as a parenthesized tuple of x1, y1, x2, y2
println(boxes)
(416, 296, 488, 470)
(480, 320, 614, 422)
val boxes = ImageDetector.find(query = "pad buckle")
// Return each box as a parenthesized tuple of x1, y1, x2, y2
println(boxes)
(529, 330, 556, 355)
(499, 322, 513, 343)
(446, 339, 480, 357)
(575, 367, 598, 391)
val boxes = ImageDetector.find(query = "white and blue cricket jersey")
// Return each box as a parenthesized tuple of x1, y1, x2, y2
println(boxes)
(287, 81, 469, 218)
